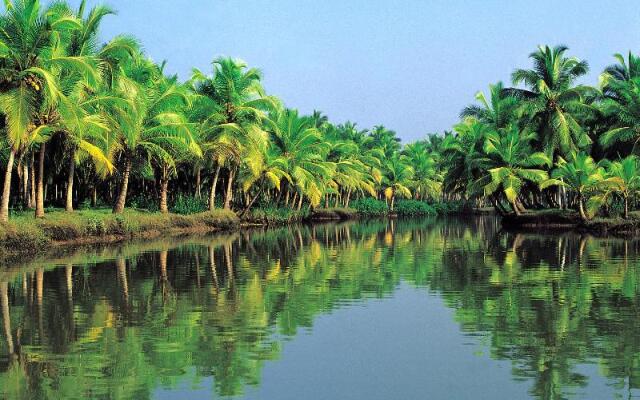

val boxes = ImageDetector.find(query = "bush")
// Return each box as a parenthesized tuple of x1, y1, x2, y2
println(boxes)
(171, 194, 208, 215)
(394, 200, 436, 216)
(248, 206, 309, 224)
(351, 198, 388, 216)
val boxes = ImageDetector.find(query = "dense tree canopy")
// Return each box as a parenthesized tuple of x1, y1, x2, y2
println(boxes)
(1, 1, 640, 223)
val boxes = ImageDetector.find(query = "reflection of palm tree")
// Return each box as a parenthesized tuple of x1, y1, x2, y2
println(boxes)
(116, 257, 129, 302)
(0, 281, 14, 355)
(209, 245, 219, 290)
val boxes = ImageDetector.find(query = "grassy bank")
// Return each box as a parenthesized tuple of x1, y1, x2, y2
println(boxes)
(0, 208, 238, 256)
(501, 209, 640, 236)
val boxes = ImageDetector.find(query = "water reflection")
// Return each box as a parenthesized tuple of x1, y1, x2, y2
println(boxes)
(0, 217, 639, 399)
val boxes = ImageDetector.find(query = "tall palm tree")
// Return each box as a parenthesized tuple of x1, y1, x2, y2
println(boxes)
(545, 152, 609, 221)
(476, 125, 551, 215)
(190, 57, 273, 210)
(0, 0, 96, 221)
(460, 81, 519, 129)
(383, 155, 414, 211)
(268, 108, 333, 208)
(509, 45, 593, 159)
(599, 77, 640, 155)
(107, 56, 196, 214)
(605, 156, 640, 218)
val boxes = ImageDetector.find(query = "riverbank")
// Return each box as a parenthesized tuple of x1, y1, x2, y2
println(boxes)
(501, 209, 640, 236)
(0, 209, 239, 258)
(0, 202, 490, 264)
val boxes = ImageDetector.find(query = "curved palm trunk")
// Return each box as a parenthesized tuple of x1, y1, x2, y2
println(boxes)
(35, 143, 46, 218)
(578, 193, 588, 221)
(65, 149, 76, 212)
(0, 149, 16, 223)
(223, 167, 236, 210)
(159, 166, 169, 214)
(209, 165, 220, 211)
(510, 200, 521, 216)
(390, 194, 396, 211)
(113, 158, 132, 214)
(240, 186, 263, 218)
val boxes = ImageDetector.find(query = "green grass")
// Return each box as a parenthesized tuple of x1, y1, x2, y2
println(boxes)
(0, 208, 238, 254)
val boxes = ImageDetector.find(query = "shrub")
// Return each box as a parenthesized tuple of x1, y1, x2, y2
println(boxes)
(171, 194, 208, 215)
(394, 200, 436, 216)
(351, 198, 388, 216)
(248, 206, 309, 224)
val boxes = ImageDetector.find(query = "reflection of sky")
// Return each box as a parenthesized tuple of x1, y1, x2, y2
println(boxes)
(59, 0, 640, 141)
(156, 283, 531, 399)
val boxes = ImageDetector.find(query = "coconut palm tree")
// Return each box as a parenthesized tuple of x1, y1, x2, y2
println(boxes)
(402, 142, 441, 201)
(605, 156, 640, 218)
(509, 45, 594, 159)
(383, 155, 414, 211)
(238, 146, 289, 217)
(476, 125, 552, 215)
(599, 77, 640, 155)
(545, 152, 609, 221)
(190, 57, 273, 210)
(460, 81, 519, 129)
(107, 56, 197, 214)
(268, 108, 333, 209)
(0, 0, 100, 221)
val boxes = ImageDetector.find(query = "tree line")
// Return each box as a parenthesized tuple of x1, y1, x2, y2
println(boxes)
(2, 0, 640, 224)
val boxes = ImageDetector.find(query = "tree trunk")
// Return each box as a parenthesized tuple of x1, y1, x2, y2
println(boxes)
(390, 194, 396, 211)
(0, 149, 15, 223)
(35, 143, 46, 218)
(209, 165, 221, 211)
(113, 158, 132, 214)
(297, 193, 303, 210)
(195, 167, 201, 199)
(239, 187, 263, 218)
(29, 153, 36, 208)
(511, 200, 521, 216)
(159, 166, 169, 214)
(223, 167, 235, 210)
(578, 193, 588, 221)
(344, 189, 352, 208)
(65, 148, 76, 212)
(624, 197, 629, 219)
(91, 186, 97, 207)
(22, 160, 29, 208)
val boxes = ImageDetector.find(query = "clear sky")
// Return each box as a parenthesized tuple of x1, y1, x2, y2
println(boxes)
(67, 0, 640, 142)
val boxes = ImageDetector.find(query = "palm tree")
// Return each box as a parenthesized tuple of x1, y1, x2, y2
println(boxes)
(460, 81, 519, 129)
(402, 142, 441, 201)
(383, 155, 414, 211)
(441, 118, 492, 199)
(238, 146, 289, 217)
(602, 52, 640, 84)
(0, 0, 98, 221)
(509, 45, 593, 159)
(599, 77, 640, 155)
(107, 56, 196, 214)
(190, 57, 273, 211)
(268, 108, 333, 209)
(605, 156, 640, 218)
(476, 125, 551, 215)
(545, 152, 609, 221)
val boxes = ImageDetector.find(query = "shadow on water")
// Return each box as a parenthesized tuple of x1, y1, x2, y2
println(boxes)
(0, 216, 640, 399)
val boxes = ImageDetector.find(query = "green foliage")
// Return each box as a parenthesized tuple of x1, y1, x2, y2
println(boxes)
(171, 194, 208, 215)
(351, 198, 389, 216)
(394, 200, 436, 216)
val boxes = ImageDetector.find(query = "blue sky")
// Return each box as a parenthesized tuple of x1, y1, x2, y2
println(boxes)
(68, 0, 640, 142)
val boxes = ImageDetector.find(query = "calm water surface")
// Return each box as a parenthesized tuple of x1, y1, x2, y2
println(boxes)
(1, 217, 640, 399)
